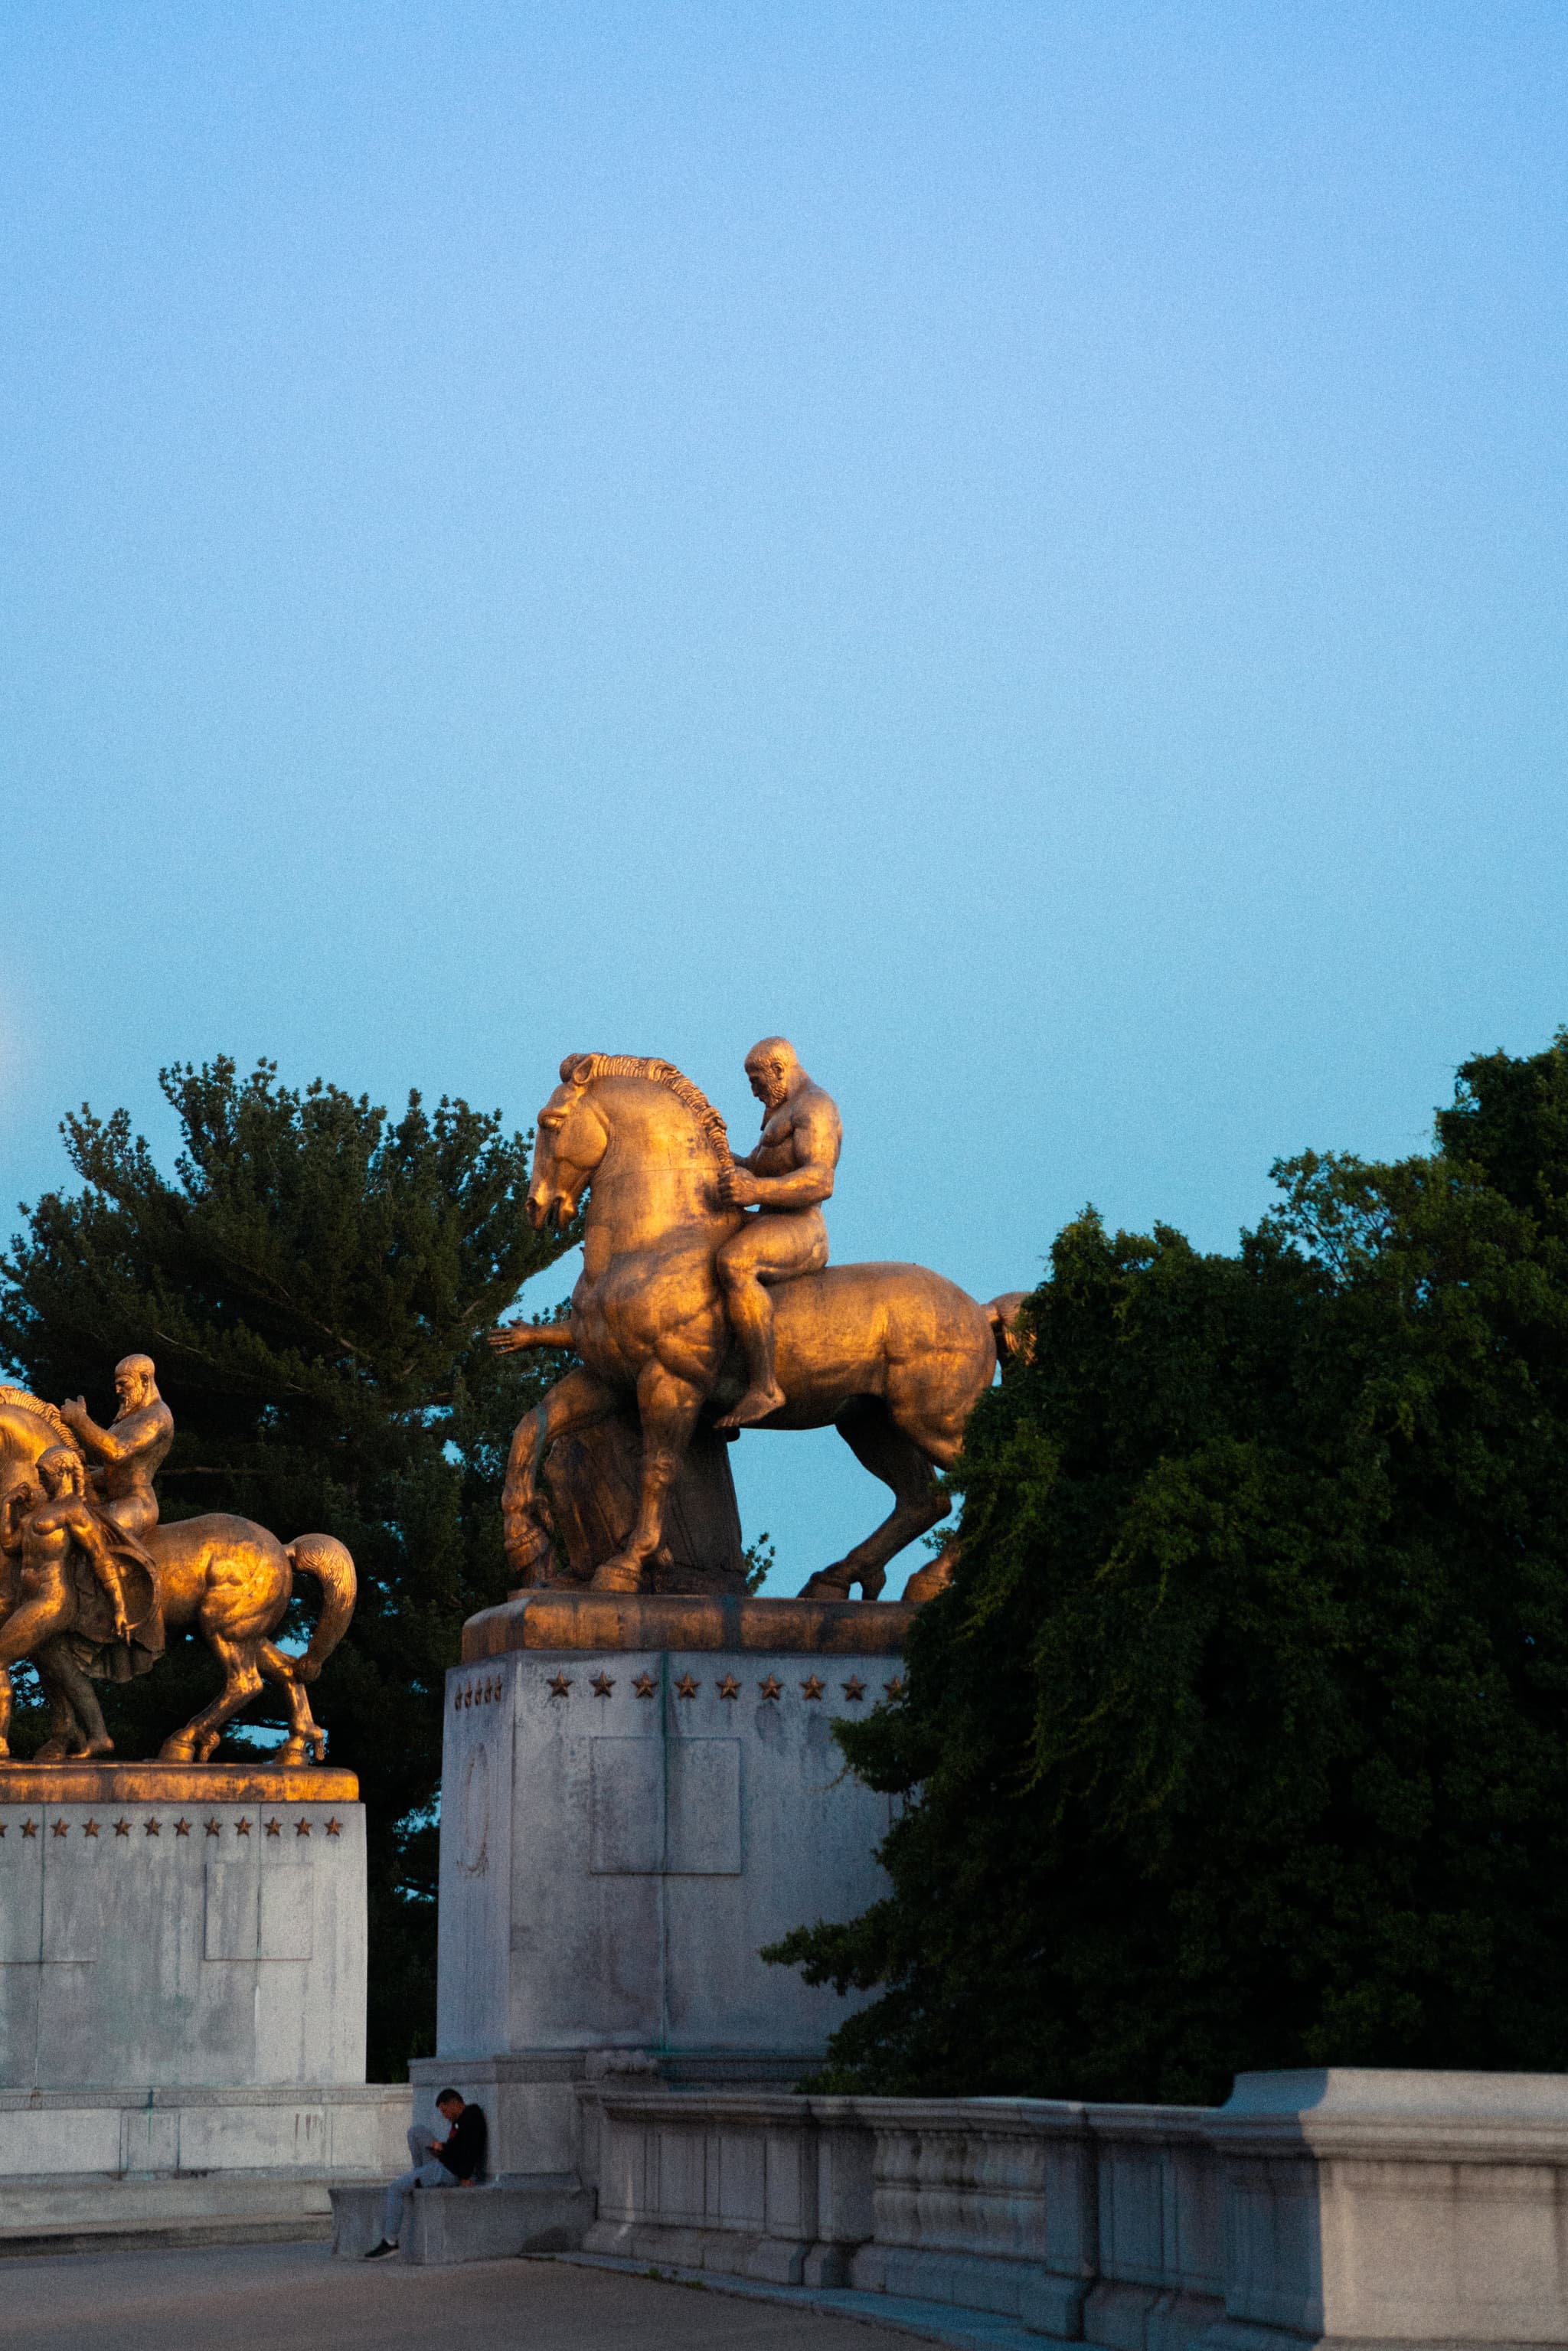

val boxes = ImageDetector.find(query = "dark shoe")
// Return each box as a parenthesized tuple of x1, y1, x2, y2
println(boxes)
(364, 2239, 399, 2259)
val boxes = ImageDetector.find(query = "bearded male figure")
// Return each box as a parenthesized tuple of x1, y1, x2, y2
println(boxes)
(715, 1037, 844, 1429)
(59, 1352, 174, 1543)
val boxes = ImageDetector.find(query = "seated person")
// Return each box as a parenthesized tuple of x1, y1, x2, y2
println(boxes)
(364, 2088, 486, 2258)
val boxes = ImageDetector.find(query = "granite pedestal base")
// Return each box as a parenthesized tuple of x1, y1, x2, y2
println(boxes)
(0, 1762, 410, 2244)
(429, 1592, 908, 2184)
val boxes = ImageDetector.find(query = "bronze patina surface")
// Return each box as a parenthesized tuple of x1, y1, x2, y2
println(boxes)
(0, 1360, 358, 1765)
(462, 1589, 915, 1660)
(0, 1760, 358, 1804)
(488, 1046, 1024, 1604)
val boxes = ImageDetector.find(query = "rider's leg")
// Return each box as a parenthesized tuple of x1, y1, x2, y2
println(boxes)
(502, 1366, 619, 1583)
(590, 1363, 704, 1592)
(714, 1218, 825, 1429)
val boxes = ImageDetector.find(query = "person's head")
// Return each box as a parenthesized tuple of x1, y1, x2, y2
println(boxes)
(114, 1353, 158, 1415)
(38, 1446, 84, 1500)
(435, 2088, 465, 2120)
(743, 1037, 800, 1112)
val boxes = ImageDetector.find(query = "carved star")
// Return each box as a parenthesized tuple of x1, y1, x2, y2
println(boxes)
(717, 1675, 741, 1700)
(265, 1817, 282, 1837)
(452, 1691, 462, 1713)
(204, 1819, 221, 1837)
(884, 1677, 905, 1700)
(145, 1818, 161, 1836)
(674, 1673, 700, 1700)
(590, 1672, 615, 1698)
(83, 1820, 100, 1837)
(325, 1818, 342, 1837)
(21, 1820, 38, 1837)
(111, 1819, 129, 1837)
(757, 1675, 782, 1701)
(235, 1817, 252, 1836)
(175, 1818, 191, 1837)
(0, 1824, 6, 1837)
(51, 1819, 69, 1837)
(841, 1676, 867, 1702)
(632, 1672, 657, 1699)
(547, 1672, 573, 1699)
(800, 1674, 825, 1701)
(296, 1817, 312, 1836)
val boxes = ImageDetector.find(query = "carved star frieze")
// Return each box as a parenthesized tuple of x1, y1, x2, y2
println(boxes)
(674, 1673, 700, 1700)
(884, 1677, 905, 1700)
(175, 1819, 191, 1837)
(717, 1674, 741, 1700)
(144, 1818, 161, 1836)
(111, 1819, 129, 1837)
(296, 1817, 312, 1836)
(800, 1674, 825, 1701)
(21, 1820, 38, 1837)
(757, 1675, 782, 1701)
(83, 1820, 100, 1837)
(547, 1672, 573, 1699)
(235, 1817, 252, 1836)
(204, 1819, 221, 1837)
(841, 1677, 867, 1702)
(326, 1818, 342, 1837)
(590, 1673, 615, 1698)
(265, 1817, 282, 1837)
(51, 1819, 68, 1837)
(632, 1672, 658, 1699)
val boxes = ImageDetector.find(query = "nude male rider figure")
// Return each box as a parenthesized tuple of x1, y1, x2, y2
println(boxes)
(715, 1038, 843, 1429)
(59, 1353, 173, 1542)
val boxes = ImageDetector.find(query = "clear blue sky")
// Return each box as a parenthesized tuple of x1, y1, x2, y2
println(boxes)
(2, 4, 1564, 1591)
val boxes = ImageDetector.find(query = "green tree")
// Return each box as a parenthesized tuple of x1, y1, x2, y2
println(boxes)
(0, 1057, 576, 2078)
(770, 1033, 1568, 2104)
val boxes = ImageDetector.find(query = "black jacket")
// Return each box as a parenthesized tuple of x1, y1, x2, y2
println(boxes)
(436, 2103, 486, 2181)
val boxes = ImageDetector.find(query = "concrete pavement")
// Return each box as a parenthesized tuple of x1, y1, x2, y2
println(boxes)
(0, 2238, 920, 2349)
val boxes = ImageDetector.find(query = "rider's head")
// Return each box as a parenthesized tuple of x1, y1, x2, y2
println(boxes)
(38, 1446, 85, 1498)
(114, 1353, 158, 1413)
(743, 1037, 800, 1112)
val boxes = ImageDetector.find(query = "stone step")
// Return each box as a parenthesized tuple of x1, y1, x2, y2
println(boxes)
(331, 2177, 594, 2264)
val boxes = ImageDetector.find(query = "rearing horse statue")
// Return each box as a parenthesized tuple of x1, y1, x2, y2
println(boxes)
(492, 1055, 1021, 1600)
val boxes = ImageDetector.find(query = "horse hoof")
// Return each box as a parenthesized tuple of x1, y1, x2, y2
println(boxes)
(799, 1569, 852, 1600)
(159, 1739, 196, 1762)
(902, 1556, 956, 1604)
(590, 1557, 645, 1592)
(278, 1738, 309, 1767)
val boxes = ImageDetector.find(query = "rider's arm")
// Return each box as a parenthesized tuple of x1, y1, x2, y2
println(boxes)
(743, 1098, 840, 1210)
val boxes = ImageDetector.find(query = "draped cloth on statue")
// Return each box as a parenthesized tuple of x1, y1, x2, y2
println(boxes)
(69, 1517, 165, 1683)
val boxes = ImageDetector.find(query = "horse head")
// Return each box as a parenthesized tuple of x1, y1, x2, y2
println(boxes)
(526, 1053, 734, 1234)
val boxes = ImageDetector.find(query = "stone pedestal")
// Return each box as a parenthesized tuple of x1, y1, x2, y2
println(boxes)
(0, 1761, 410, 2248)
(419, 1592, 910, 2182)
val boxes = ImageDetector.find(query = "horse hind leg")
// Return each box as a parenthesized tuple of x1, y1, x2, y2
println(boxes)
(258, 1640, 325, 1765)
(160, 1636, 265, 1764)
(799, 1402, 950, 1603)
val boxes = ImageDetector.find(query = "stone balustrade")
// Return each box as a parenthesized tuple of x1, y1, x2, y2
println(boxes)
(573, 2069, 1568, 2345)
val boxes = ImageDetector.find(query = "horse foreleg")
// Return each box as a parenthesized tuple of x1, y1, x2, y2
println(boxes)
(502, 1365, 619, 1585)
(160, 1635, 264, 1763)
(258, 1638, 325, 1765)
(590, 1363, 704, 1593)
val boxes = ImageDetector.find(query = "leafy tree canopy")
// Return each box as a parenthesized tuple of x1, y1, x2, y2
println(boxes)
(771, 1033, 1568, 2104)
(0, 1056, 575, 2077)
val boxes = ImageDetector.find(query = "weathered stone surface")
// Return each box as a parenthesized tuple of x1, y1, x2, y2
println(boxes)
(329, 2176, 594, 2264)
(433, 1640, 900, 2170)
(461, 1590, 914, 1660)
(0, 1788, 368, 2088)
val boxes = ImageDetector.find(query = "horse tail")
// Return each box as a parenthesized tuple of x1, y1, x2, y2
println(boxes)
(985, 1291, 1033, 1370)
(286, 1533, 356, 1682)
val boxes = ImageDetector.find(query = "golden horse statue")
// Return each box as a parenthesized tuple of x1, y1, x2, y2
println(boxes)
(491, 1055, 1021, 1600)
(0, 1386, 354, 1764)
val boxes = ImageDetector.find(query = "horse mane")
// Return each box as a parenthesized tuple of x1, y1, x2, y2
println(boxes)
(0, 1386, 83, 1456)
(561, 1054, 733, 1164)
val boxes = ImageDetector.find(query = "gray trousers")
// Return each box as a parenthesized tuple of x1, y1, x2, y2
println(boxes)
(383, 2121, 455, 2241)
